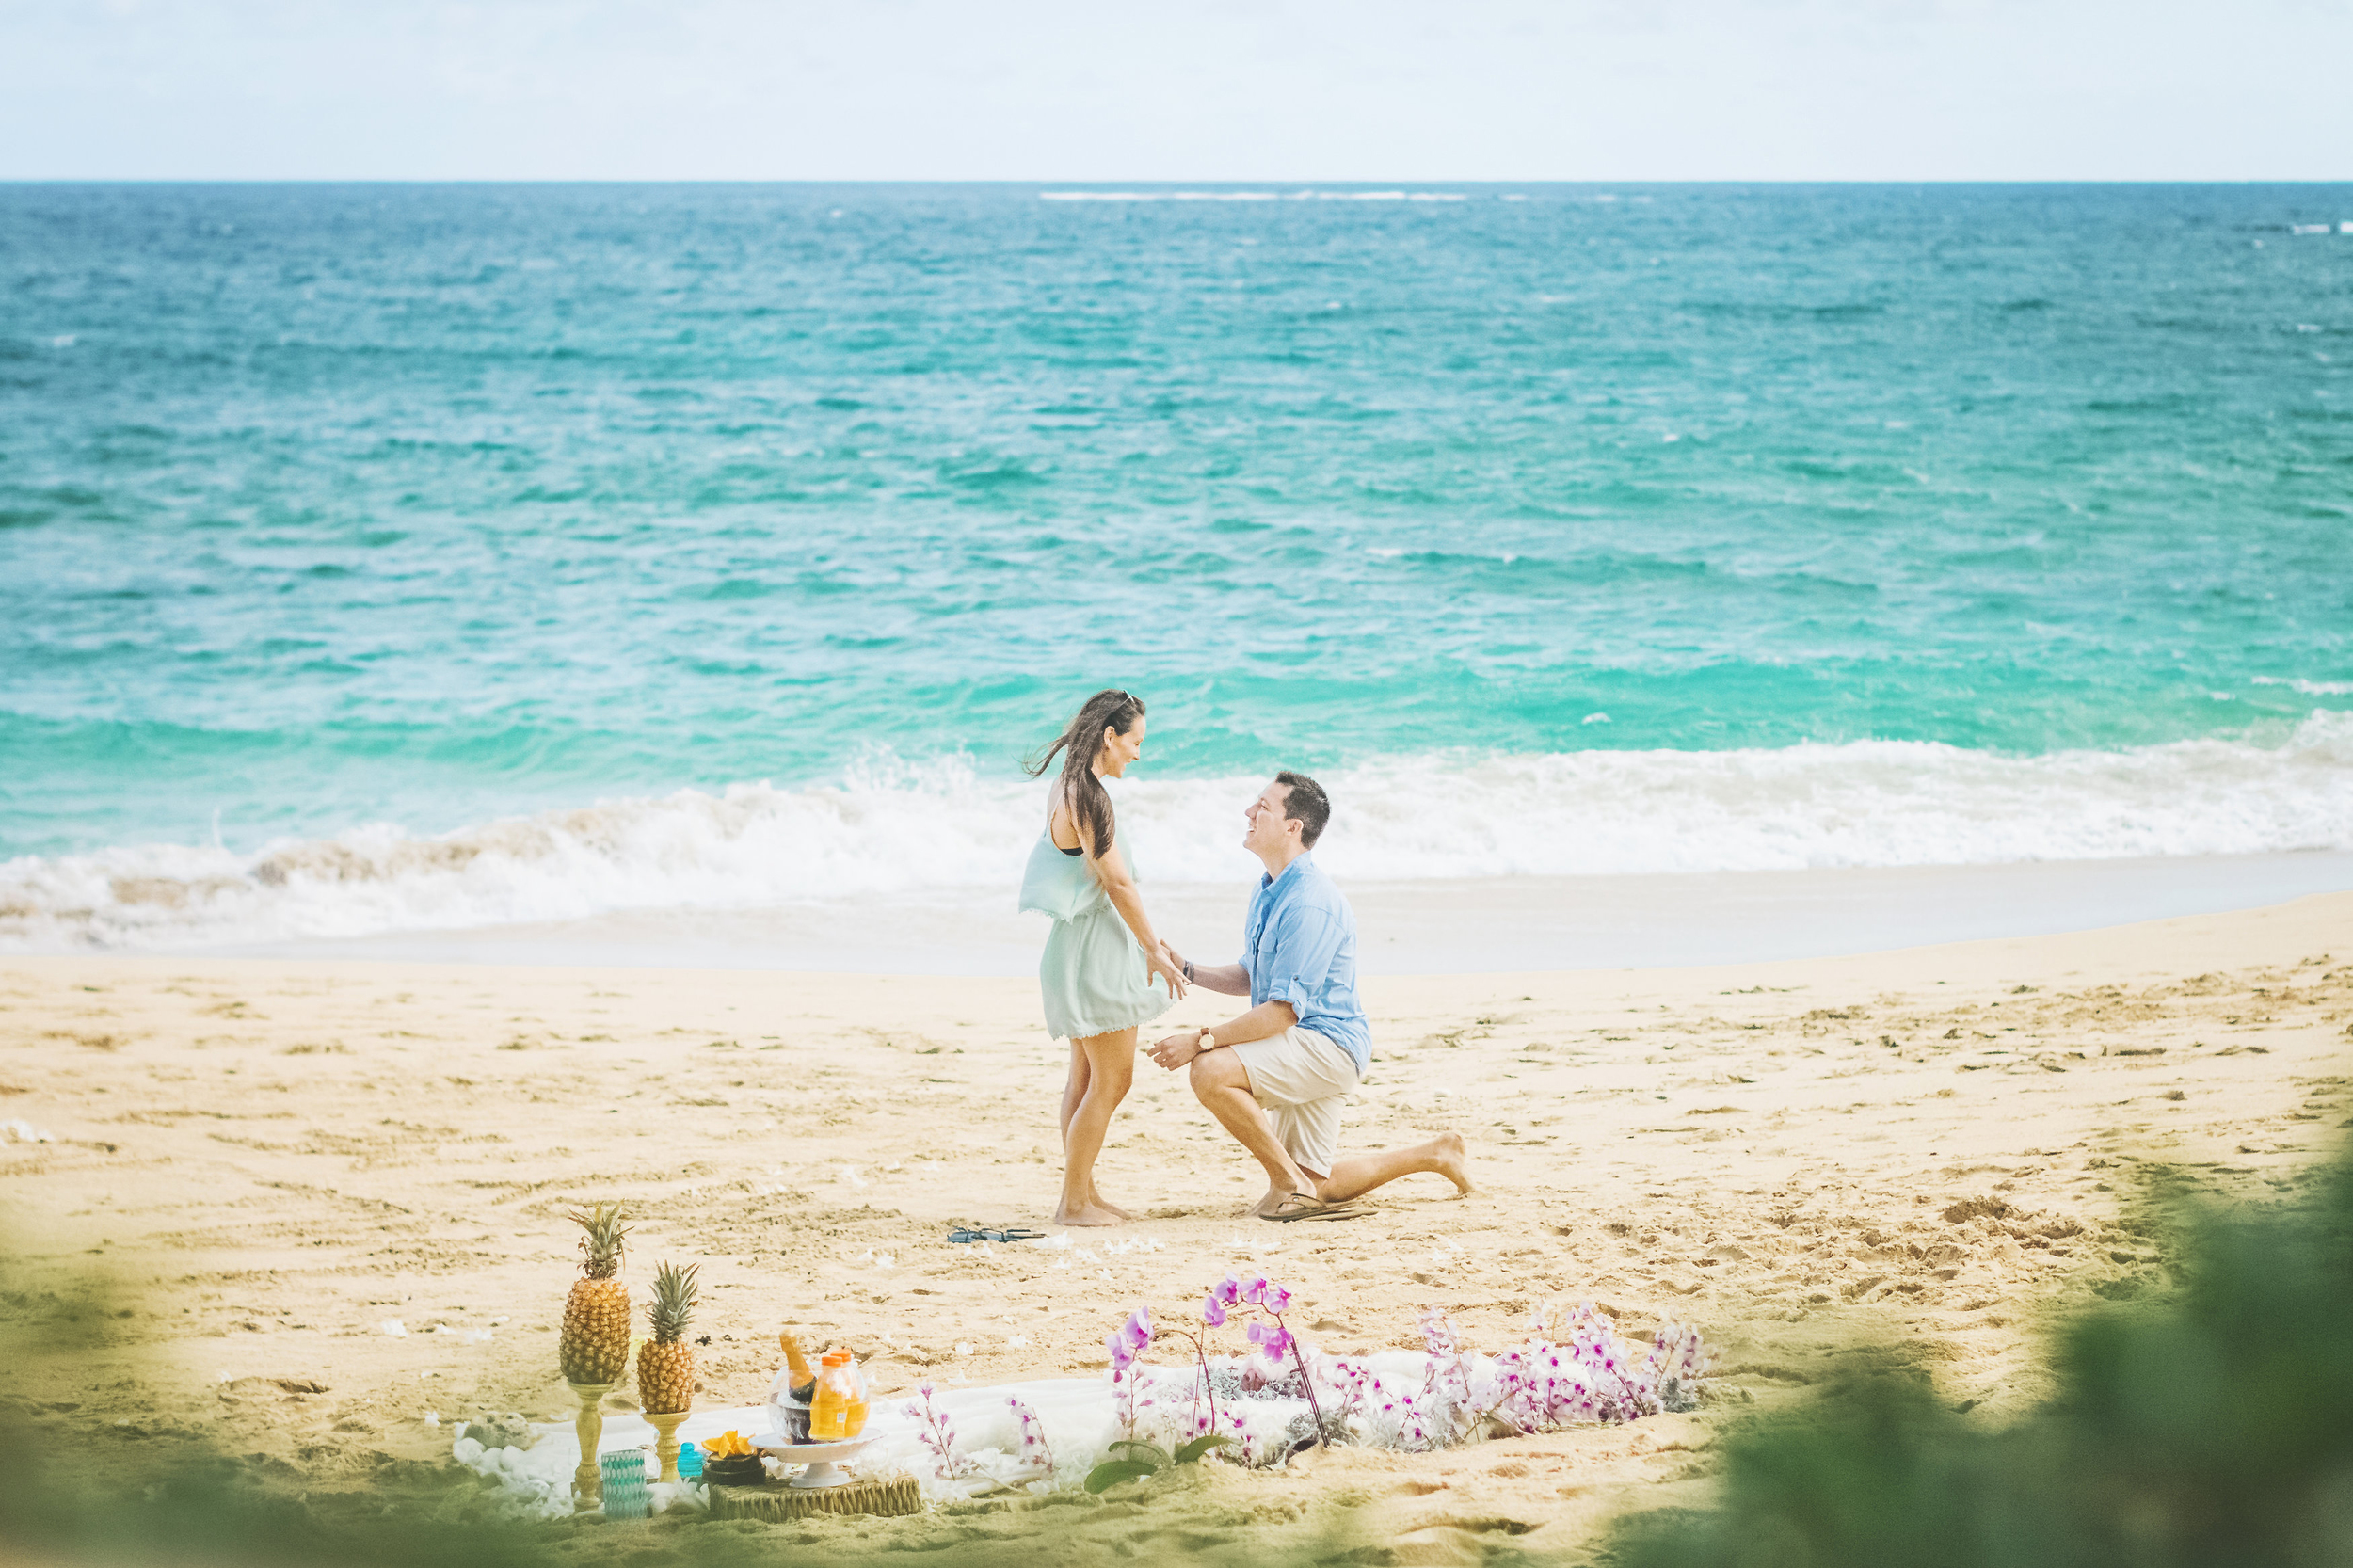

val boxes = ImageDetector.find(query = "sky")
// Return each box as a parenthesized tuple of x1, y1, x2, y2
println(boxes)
(3, 0, 2349, 182)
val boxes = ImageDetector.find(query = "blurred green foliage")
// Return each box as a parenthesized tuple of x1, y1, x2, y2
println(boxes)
(1611, 1156, 2353, 1568)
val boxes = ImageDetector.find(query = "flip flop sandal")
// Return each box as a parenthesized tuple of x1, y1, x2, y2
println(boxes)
(1260, 1192, 1369, 1223)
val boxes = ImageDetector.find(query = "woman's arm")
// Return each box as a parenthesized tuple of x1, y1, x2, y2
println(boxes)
(1069, 805, 1187, 999)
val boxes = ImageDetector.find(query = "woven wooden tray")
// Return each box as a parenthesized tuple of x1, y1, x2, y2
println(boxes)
(707, 1474, 921, 1522)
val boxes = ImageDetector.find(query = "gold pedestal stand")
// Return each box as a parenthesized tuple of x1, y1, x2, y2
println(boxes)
(645, 1409, 691, 1482)
(567, 1380, 618, 1510)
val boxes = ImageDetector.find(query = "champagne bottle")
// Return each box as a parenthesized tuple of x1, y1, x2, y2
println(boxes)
(779, 1330, 817, 1405)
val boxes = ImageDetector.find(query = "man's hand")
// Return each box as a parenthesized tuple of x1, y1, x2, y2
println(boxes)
(1146, 1031, 1204, 1072)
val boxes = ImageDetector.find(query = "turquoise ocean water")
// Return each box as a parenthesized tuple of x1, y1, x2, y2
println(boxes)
(2, 184, 2350, 948)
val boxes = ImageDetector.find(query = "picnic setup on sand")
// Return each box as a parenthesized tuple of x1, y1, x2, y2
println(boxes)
(449, 1204, 1714, 1525)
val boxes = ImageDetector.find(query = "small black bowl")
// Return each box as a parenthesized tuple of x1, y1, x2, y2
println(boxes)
(704, 1453, 766, 1487)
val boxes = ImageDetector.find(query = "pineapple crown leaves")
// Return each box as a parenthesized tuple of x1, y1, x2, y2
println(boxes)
(568, 1201, 632, 1278)
(648, 1260, 700, 1343)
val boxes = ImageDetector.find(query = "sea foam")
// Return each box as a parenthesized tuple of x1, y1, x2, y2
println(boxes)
(4, 712, 2349, 953)
(1037, 189, 1467, 202)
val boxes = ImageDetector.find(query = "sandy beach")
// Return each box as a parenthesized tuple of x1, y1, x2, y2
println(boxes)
(4, 888, 2347, 1559)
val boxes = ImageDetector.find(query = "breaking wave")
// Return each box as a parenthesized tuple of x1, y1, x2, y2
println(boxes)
(5, 712, 2351, 952)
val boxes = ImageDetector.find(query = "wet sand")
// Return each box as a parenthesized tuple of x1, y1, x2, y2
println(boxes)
(189, 851, 2353, 974)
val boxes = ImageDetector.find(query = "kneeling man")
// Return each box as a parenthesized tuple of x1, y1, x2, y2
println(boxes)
(1150, 771, 1472, 1221)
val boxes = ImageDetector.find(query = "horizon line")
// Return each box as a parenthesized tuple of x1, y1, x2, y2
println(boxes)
(6, 176, 2353, 187)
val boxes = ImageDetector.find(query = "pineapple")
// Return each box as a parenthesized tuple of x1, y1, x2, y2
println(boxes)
(558, 1202, 633, 1384)
(635, 1261, 699, 1415)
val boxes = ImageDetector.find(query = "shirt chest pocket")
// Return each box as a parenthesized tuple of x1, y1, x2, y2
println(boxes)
(1249, 927, 1280, 998)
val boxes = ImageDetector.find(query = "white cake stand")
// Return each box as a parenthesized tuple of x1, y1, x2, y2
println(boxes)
(752, 1433, 875, 1489)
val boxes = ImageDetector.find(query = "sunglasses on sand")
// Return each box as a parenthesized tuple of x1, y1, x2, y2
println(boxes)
(947, 1226, 1047, 1244)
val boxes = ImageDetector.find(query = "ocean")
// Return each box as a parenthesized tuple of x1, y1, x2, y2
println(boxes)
(3, 183, 2350, 952)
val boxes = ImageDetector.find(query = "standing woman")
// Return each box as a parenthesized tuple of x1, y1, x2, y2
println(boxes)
(1019, 688, 1188, 1226)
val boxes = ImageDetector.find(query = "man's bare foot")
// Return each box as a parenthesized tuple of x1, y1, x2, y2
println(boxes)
(1052, 1201, 1125, 1227)
(1096, 1198, 1135, 1220)
(1433, 1130, 1474, 1195)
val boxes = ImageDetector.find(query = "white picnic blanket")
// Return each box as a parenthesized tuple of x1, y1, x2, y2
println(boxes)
(451, 1309, 1709, 1519)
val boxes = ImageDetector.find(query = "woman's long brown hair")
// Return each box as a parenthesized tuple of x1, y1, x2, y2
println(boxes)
(1024, 688, 1145, 857)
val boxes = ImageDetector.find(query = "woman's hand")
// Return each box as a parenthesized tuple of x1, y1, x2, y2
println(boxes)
(1147, 944, 1189, 1000)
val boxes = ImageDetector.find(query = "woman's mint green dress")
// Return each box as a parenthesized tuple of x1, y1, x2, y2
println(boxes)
(1018, 829, 1175, 1042)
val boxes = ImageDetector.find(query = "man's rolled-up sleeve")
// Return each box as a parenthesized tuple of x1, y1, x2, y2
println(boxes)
(1259, 908, 1342, 1019)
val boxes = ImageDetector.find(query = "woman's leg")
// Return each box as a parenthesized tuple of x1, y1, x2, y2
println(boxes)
(1060, 1040, 1090, 1150)
(1055, 1028, 1137, 1227)
(1060, 1044, 1131, 1216)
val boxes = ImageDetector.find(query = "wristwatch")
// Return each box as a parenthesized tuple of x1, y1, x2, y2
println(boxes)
(1196, 1030, 1217, 1053)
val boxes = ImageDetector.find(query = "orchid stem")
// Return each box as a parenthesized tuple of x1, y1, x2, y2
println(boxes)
(1194, 1331, 1220, 1437)
(1282, 1316, 1329, 1448)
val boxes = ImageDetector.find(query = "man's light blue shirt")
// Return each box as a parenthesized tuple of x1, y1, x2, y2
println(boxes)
(1240, 853, 1371, 1076)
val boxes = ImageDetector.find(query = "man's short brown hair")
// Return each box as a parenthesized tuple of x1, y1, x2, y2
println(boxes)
(1273, 770, 1331, 849)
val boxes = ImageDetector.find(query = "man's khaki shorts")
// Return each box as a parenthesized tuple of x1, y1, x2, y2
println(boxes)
(1229, 1025, 1360, 1177)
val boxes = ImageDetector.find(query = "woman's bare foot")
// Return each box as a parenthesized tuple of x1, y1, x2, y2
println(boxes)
(1055, 1181, 1130, 1221)
(1052, 1201, 1125, 1227)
